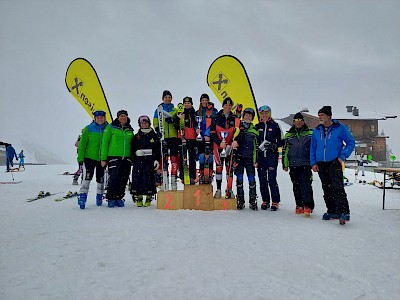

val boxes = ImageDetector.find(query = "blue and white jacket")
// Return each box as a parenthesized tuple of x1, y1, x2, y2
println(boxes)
(310, 119, 355, 166)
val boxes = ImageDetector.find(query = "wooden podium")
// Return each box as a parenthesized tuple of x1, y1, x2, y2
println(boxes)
(157, 184, 237, 211)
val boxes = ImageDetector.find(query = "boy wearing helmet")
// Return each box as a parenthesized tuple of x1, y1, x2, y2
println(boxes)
(77, 110, 108, 209)
(131, 115, 161, 207)
(233, 108, 259, 210)
(255, 105, 284, 211)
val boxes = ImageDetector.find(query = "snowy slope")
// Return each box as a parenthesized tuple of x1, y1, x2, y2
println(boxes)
(0, 165, 399, 300)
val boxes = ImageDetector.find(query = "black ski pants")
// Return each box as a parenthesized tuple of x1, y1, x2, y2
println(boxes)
(257, 156, 280, 203)
(83, 158, 105, 183)
(317, 159, 350, 215)
(106, 157, 132, 201)
(289, 165, 314, 210)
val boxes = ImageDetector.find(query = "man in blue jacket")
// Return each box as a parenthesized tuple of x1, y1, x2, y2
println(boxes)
(6, 144, 18, 172)
(310, 106, 355, 224)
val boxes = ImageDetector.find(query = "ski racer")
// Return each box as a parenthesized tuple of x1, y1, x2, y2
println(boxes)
(131, 115, 161, 207)
(101, 110, 134, 208)
(255, 105, 284, 211)
(76, 110, 108, 209)
(233, 108, 259, 210)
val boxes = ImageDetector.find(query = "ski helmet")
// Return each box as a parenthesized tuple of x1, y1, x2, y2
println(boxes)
(138, 115, 151, 126)
(258, 105, 271, 114)
(243, 107, 255, 120)
(93, 110, 106, 117)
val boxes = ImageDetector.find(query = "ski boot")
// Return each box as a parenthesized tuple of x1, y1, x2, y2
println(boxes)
(145, 195, 152, 207)
(116, 199, 125, 207)
(322, 212, 339, 220)
(261, 201, 270, 210)
(225, 189, 235, 199)
(249, 182, 257, 211)
(271, 202, 279, 211)
(236, 197, 245, 210)
(339, 213, 350, 225)
(295, 206, 304, 214)
(137, 195, 143, 207)
(304, 207, 312, 217)
(77, 193, 87, 209)
(249, 201, 258, 211)
(107, 200, 115, 208)
(96, 194, 103, 206)
(214, 189, 222, 198)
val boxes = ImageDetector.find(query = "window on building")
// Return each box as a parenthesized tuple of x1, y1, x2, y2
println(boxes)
(370, 124, 375, 132)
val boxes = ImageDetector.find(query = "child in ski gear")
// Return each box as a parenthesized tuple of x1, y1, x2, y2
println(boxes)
(209, 97, 240, 198)
(131, 115, 161, 207)
(73, 133, 83, 185)
(153, 90, 179, 190)
(101, 110, 134, 208)
(282, 112, 314, 216)
(18, 150, 25, 169)
(5, 144, 17, 172)
(255, 105, 284, 211)
(196, 95, 218, 184)
(357, 153, 366, 176)
(311, 106, 355, 224)
(233, 108, 259, 210)
(232, 103, 243, 119)
(76, 110, 108, 209)
(176, 96, 199, 184)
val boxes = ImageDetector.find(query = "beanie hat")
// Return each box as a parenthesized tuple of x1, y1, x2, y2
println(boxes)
(162, 90, 172, 99)
(200, 93, 209, 101)
(183, 96, 193, 104)
(222, 97, 234, 106)
(318, 106, 332, 116)
(117, 110, 128, 118)
(293, 112, 304, 120)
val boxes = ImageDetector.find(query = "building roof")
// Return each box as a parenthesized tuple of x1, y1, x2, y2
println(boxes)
(301, 106, 397, 121)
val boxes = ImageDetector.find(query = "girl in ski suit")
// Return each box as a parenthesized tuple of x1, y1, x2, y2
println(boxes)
(176, 96, 199, 184)
(196, 94, 218, 184)
(101, 110, 134, 208)
(234, 108, 259, 210)
(131, 115, 161, 207)
(255, 105, 284, 211)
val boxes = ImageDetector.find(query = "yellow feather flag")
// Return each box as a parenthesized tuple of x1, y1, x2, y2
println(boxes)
(207, 55, 259, 123)
(65, 58, 113, 123)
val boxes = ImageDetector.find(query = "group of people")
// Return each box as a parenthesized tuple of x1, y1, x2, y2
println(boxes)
(76, 90, 355, 224)
(4, 144, 25, 172)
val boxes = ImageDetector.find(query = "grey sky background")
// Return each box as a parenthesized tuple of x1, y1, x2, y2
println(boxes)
(1, 0, 399, 163)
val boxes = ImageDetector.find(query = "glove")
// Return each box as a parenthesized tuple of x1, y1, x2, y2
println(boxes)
(135, 150, 144, 157)
(154, 160, 160, 170)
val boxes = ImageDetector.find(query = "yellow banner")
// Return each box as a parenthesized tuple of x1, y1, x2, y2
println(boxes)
(207, 55, 259, 123)
(65, 58, 113, 123)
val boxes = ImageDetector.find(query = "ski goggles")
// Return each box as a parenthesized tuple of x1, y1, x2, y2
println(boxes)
(293, 118, 304, 122)
(139, 116, 150, 123)
(93, 110, 106, 117)
(258, 105, 271, 113)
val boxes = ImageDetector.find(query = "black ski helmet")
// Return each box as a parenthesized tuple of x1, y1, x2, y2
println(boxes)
(138, 115, 151, 126)
(243, 107, 255, 120)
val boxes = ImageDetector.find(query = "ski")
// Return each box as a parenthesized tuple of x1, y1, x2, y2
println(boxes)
(203, 141, 211, 184)
(27, 191, 62, 202)
(54, 191, 78, 202)
(0, 181, 22, 184)
(225, 148, 236, 198)
(157, 104, 169, 191)
(177, 103, 190, 185)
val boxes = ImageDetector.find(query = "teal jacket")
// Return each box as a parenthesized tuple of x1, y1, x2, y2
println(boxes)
(101, 118, 134, 160)
(77, 121, 108, 162)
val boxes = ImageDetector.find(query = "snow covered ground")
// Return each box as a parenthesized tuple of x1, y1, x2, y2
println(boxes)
(1, 164, 399, 300)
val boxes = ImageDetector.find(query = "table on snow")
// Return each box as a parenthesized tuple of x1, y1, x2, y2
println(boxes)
(373, 167, 400, 210)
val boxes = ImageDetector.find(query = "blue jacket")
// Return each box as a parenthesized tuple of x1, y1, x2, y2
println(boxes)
(196, 106, 218, 138)
(310, 120, 355, 166)
(6, 146, 17, 160)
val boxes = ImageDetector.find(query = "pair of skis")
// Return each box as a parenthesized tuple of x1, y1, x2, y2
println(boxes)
(157, 104, 169, 191)
(177, 103, 191, 185)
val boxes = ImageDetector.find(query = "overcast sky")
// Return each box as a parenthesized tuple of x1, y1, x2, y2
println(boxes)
(1, 0, 399, 163)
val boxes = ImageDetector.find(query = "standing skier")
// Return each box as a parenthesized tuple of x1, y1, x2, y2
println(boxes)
(76, 110, 108, 209)
(153, 90, 179, 190)
(234, 108, 259, 210)
(176, 96, 199, 184)
(196, 94, 218, 184)
(255, 105, 284, 211)
(18, 150, 25, 169)
(310, 106, 355, 224)
(282, 112, 314, 216)
(131, 115, 161, 207)
(209, 97, 240, 198)
(5, 144, 18, 172)
(101, 110, 134, 208)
